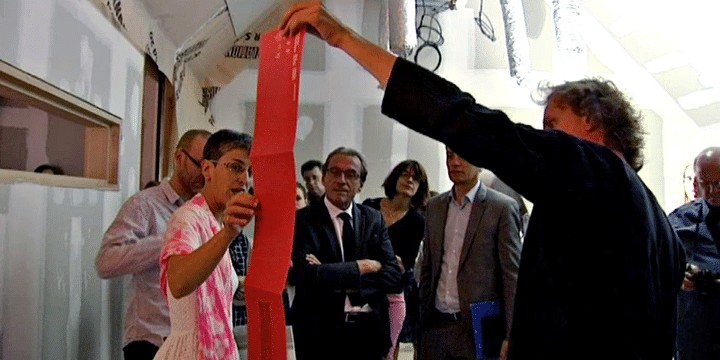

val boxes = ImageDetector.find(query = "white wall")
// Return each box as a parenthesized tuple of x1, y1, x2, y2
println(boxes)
(0, 0, 145, 359)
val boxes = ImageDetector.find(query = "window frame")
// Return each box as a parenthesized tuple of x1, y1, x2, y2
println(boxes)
(0, 59, 121, 190)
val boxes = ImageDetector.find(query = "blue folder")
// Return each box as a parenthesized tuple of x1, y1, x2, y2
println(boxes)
(470, 300, 505, 359)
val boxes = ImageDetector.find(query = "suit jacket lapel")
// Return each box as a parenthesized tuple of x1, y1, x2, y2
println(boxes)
(459, 183, 488, 270)
(433, 192, 451, 278)
(317, 203, 342, 261)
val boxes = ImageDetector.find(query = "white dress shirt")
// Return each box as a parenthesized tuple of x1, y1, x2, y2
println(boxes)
(324, 197, 353, 261)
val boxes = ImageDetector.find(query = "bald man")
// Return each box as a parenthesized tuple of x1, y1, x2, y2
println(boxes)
(669, 147, 720, 360)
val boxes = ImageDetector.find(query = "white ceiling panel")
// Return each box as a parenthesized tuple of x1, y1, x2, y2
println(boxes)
(652, 65, 704, 99)
(583, 0, 720, 127)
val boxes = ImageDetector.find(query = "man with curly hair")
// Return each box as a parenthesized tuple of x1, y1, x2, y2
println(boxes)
(281, 3, 686, 359)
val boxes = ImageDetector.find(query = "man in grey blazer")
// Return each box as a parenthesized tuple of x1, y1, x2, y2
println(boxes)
(419, 147, 522, 360)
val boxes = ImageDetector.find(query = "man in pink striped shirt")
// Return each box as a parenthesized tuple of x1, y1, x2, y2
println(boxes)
(95, 129, 210, 360)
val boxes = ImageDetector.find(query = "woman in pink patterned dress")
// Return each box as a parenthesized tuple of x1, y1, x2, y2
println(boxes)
(155, 130, 257, 360)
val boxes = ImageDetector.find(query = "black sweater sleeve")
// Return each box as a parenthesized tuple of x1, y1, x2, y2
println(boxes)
(381, 58, 625, 204)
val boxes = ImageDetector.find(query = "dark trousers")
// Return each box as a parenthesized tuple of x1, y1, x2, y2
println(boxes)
(123, 340, 159, 360)
(677, 292, 720, 360)
(294, 312, 387, 360)
(420, 310, 480, 360)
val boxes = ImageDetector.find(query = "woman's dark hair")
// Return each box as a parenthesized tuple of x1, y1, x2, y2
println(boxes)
(34, 164, 65, 175)
(541, 78, 646, 171)
(382, 160, 430, 208)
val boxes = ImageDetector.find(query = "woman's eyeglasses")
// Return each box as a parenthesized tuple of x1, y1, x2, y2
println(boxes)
(210, 160, 249, 177)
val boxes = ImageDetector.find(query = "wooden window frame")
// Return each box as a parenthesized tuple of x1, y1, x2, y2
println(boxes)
(139, 55, 177, 189)
(0, 59, 121, 190)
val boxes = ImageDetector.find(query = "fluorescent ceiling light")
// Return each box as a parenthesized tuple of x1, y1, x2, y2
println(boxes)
(677, 88, 720, 110)
(644, 52, 688, 73)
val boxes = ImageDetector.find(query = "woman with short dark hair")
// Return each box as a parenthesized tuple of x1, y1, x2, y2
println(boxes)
(156, 130, 256, 360)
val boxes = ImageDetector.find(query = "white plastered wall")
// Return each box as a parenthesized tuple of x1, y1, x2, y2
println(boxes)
(0, 0, 144, 359)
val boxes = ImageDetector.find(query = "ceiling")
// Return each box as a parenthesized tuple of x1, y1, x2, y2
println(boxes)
(582, 0, 720, 128)
(136, 0, 720, 127)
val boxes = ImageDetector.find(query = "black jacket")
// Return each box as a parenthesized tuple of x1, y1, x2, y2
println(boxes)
(289, 200, 401, 359)
(382, 58, 686, 359)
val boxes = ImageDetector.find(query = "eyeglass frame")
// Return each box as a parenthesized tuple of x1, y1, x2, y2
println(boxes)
(180, 149, 202, 168)
(326, 167, 361, 181)
(209, 159, 250, 177)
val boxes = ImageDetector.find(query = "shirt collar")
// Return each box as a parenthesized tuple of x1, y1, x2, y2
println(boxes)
(159, 179, 184, 206)
(324, 196, 353, 220)
(449, 179, 482, 206)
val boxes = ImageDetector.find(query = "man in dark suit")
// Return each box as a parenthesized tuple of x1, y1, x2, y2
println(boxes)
(420, 147, 522, 360)
(301, 159, 325, 205)
(290, 147, 402, 360)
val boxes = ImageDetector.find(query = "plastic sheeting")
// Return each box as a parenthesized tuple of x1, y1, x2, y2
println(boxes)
(388, 0, 417, 57)
(91, 0, 178, 86)
(552, 0, 587, 75)
(90, 0, 282, 122)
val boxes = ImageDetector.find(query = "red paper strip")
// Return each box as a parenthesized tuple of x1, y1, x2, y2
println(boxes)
(246, 28, 305, 360)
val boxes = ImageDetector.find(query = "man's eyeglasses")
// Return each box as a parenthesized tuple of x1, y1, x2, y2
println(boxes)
(697, 178, 720, 190)
(211, 160, 249, 177)
(181, 149, 202, 168)
(327, 167, 360, 181)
